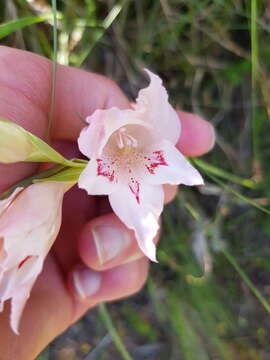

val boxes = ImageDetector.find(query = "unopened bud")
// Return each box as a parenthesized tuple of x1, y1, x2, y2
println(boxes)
(0, 120, 33, 163)
(0, 118, 70, 166)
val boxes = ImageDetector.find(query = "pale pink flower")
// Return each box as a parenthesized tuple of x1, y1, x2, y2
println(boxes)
(78, 70, 203, 261)
(0, 181, 69, 334)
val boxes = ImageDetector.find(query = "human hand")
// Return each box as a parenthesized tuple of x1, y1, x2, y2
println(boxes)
(0, 46, 215, 360)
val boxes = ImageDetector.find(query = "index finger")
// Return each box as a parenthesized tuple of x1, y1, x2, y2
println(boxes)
(0, 46, 214, 190)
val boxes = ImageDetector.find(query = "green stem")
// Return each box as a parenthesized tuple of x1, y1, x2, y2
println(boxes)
(47, 0, 58, 141)
(251, 0, 258, 90)
(251, 0, 259, 162)
(99, 303, 133, 360)
(184, 200, 270, 316)
(192, 158, 257, 189)
(0, 164, 65, 200)
(206, 173, 270, 216)
(223, 250, 270, 314)
(62, 158, 87, 168)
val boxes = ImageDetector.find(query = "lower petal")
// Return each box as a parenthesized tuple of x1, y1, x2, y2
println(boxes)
(109, 184, 164, 261)
(78, 159, 118, 195)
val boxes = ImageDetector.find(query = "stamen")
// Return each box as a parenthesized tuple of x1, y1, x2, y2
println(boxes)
(117, 129, 125, 149)
(125, 134, 138, 147)
(116, 127, 138, 150)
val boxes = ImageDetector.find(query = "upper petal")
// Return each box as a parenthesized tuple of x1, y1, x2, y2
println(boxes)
(134, 69, 181, 145)
(143, 139, 204, 186)
(109, 183, 164, 261)
(78, 107, 143, 159)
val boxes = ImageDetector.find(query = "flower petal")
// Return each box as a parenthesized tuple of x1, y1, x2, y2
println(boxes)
(9, 258, 41, 334)
(134, 69, 181, 145)
(144, 140, 204, 186)
(0, 182, 68, 333)
(0, 182, 66, 260)
(0, 187, 23, 217)
(109, 183, 164, 261)
(10, 278, 35, 334)
(78, 107, 142, 159)
(78, 158, 119, 195)
(0, 256, 39, 334)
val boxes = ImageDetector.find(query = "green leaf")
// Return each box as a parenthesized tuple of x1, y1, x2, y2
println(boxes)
(192, 158, 257, 189)
(0, 14, 54, 39)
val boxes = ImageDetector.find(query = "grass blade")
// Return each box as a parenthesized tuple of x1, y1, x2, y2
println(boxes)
(0, 14, 54, 39)
(251, 0, 258, 90)
(206, 173, 270, 215)
(192, 158, 257, 189)
(223, 250, 270, 315)
(99, 303, 132, 360)
(251, 0, 261, 164)
(75, 3, 125, 67)
(47, 0, 58, 141)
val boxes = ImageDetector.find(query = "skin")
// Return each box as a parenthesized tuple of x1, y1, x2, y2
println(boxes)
(0, 46, 215, 360)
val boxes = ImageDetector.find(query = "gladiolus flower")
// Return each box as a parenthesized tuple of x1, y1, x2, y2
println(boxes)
(0, 181, 70, 334)
(78, 70, 203, 261)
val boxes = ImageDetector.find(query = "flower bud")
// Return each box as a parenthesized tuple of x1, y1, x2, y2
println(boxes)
(0, 181, 73, 333)
(0, 118, 70, 166)
(0, 119, 33, 163)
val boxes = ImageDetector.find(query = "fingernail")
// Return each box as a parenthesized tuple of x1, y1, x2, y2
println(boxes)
(208, 123, 216, 150)
(92, 225, 131, 265)
(123, 253, 143, 264)
(73, 267, 101, 299)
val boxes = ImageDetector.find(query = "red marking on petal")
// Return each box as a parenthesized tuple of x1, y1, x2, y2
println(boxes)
(145, 150, 168, 175)
(129, 180, 140, 204)
(146, 166, 154, 174)
(18, 256, 32, 269)
(97, 158, 115, 182)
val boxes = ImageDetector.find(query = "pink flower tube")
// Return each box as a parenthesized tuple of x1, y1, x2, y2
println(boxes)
(0, 181, 70, 334)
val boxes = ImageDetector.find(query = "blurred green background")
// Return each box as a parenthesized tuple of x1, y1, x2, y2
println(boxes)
(1, 0, 270, 359)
